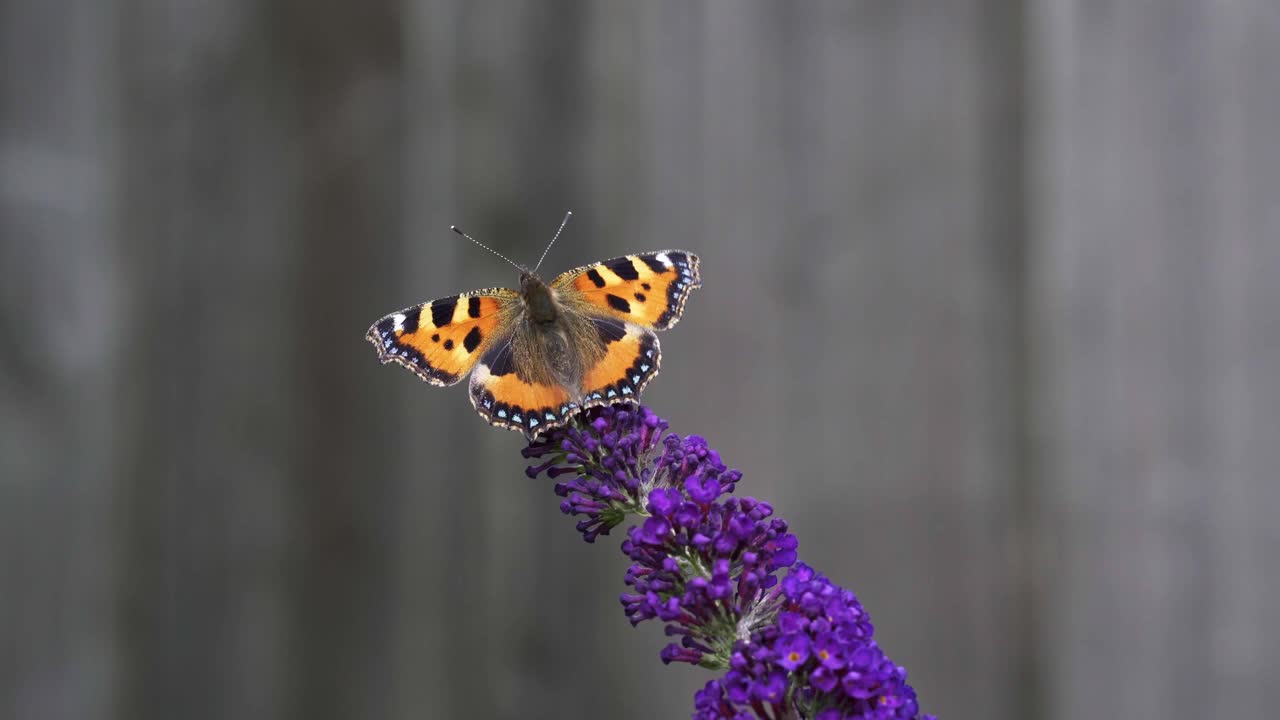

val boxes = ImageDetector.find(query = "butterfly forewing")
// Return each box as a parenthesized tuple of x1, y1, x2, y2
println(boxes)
(554, 250, 701, 331)
(366, 288, 519, 386)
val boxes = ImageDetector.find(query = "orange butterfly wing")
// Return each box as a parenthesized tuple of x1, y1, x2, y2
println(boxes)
(468, 316, 663, 436)
(468, 337, 577, 434)
(552, 251, 700, 417)
(366, 289, 518, 386)
(554, 251, 701, 330)
(577, 318, 662, 408)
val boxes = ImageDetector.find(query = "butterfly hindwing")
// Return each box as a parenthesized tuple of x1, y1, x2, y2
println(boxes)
(469, 337, 577, 434)
(554, 250, 701, 330)
(366, 288, 518, 386)
(467, 316, 661, 435)
(577, 317, 662, 409)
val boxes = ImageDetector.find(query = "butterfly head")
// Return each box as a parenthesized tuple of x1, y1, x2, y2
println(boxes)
(518, 267, 541, 290)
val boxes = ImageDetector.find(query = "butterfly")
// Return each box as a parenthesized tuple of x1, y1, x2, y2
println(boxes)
(366, 217, 701, 436)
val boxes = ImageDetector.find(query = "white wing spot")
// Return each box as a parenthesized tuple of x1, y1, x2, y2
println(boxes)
(392, 313, 406, 331)
(655, 253, 673, 268)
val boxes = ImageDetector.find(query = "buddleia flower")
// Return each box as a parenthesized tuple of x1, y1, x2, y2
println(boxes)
(524, 405, 934, 720)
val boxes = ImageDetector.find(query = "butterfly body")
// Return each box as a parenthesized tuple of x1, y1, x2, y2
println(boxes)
(367, 251, 701, 436)
(502, 269, 606, 398)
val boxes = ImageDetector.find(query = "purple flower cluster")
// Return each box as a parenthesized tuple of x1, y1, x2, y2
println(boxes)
(524, 405, 933, 720)
(623, 490, 798, 667)
(523, 405, 746, 544)
(693, 564, 934, 720)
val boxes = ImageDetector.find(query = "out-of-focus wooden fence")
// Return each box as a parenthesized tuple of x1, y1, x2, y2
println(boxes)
(3, 2, 1277, 718)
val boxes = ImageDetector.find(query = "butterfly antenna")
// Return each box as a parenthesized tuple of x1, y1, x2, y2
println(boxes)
(451, 225, 523, 271)
(532, 210, 573, 273)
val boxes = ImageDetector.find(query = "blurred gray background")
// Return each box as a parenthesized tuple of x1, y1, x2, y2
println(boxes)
(3, 1, 1278, 719)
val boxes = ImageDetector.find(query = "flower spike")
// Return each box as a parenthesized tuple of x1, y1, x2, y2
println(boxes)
(525, 404, 934, 720)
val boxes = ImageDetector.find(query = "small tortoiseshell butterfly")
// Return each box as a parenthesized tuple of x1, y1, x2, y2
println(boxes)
(366, 215, 701, 436)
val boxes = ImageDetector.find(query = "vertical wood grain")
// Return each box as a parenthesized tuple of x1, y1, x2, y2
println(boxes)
(110, 2, 304, 717)
(1, 1, 124, 718)
(1030, 1, 1280, 717)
